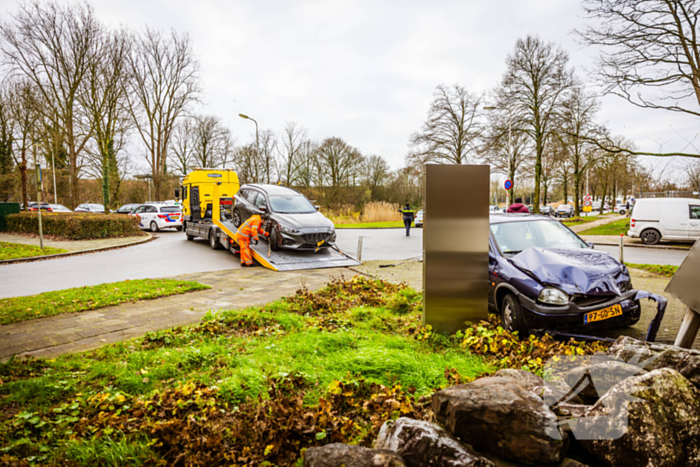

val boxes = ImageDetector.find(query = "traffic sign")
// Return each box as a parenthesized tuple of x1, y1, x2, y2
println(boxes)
(504, 179, 513, 190)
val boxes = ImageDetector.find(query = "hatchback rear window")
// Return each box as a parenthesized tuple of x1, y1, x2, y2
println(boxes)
(160, 206, 182, 213)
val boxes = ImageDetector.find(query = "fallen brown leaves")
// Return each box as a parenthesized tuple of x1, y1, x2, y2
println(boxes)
(66, 373, 432, 467)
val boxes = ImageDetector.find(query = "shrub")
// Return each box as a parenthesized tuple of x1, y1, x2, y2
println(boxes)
(4, 212, 142, 240)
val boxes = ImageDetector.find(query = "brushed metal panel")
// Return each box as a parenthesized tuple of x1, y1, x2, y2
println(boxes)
(423, 164, 490, 334)
(666, 240, 700, 312)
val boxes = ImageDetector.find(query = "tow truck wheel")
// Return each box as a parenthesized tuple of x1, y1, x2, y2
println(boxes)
(233, 209, 242, 228)
(501, 293, 528, 337)
(269, 225, 280, 251)
(150, 221, 159, 232)
(209, 231, 221, 250)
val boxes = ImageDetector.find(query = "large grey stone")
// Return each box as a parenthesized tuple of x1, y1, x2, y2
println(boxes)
(432, 376, 568, 465)
(494, 368, 583, 405)
(606, 336, 700, 388)
(375, 417, 494, 467)
(571, 368, 700, 467)
(563, 360, 647, 404)
(304, 443, 405, 467)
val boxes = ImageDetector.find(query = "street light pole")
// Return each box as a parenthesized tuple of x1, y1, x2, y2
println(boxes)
(239, 113, 259, 161)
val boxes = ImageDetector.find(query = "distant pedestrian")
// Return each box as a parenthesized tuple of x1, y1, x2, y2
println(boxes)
(507, 197, 530, 214)
(626, 200, 630, 215)
(399, 203, 415, 236)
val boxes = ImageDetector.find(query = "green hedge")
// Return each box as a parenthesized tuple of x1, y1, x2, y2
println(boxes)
(4, 212, 143, 240)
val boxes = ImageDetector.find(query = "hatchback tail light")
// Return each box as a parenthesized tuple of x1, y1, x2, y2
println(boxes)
(631, 219, 635, 228)
(157, 214, 168, 219)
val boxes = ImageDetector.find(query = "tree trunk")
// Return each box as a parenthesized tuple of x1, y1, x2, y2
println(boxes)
(101, 141, 110, 210)
(534, 135, 542, 214)
(19, 158, 28, 211)
(563, 173, 568, 206)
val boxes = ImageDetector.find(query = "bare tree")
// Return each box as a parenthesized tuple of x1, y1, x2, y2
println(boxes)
(81, 28, 132, 210)
(125, 28, 200, 200)
(557, 85, 601, 216)
(0, 85, 14, 202)
(0, 1, 101, 208)
(279, 121, 307, 186)
(481, 109, 532, 205)
(316, 137, 363, 205)
(192, 115, 233, 169)
(169, 118, 194, 176)
(577, 0, 700, 159)
(234, 143, 261, 185)
(294, 140, 318, 189)
(7, 81, 41, 210)
(258, 130, 277, 184)
(409, 84, 484, 165)
(499, 35, 573, 212)
(687, 160, 700, 191)
(363, 155, 391, 200)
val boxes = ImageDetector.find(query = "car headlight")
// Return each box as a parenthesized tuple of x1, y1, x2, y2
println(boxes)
(279, 225, 300, 235)
(538, 288, 569, 305)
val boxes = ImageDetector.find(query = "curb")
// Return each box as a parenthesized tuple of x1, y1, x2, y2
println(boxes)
(592, 241, 691, 251)
(0, 233, 154, 265)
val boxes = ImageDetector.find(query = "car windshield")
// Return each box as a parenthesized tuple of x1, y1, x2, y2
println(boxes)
(490, 220, 588, 256)
(160, 206, 182, 213)
(268, 195, 315, 213)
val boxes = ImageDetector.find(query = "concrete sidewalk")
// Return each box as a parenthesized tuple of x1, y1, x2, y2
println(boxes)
(0, 267, 351, 360)
(567, 214, 626, 233)
(581, 234, 692, 250)
(0, 232, 150, 253)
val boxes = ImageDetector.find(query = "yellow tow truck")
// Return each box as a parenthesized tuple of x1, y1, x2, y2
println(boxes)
(176, 168, 360, 271)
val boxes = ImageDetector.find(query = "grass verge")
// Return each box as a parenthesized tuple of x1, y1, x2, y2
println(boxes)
(579, 218, 630, 236)
(0, 241, 68, 260)
(561, 215, 602, 227)
(0, 279, 210, 325)
(626, 263, 679, 277)
(336, 221, 409, 229)
(0, 276, 609, 466)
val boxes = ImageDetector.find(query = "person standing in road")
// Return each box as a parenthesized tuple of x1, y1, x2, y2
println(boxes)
(626, 200, 630, 216)
(233, 214, 269, 267)
(507, 197, 530, 213)
(399, 203, 415, 237)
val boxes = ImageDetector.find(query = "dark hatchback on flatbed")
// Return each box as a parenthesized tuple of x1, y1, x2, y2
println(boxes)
(488, 214, 641, 335)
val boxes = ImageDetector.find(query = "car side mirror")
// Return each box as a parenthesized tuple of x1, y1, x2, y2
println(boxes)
(315, 205, 320, 211)
(258, 206, 268, 213)
(587, 242, 595, 249)
(174, 188, 180, 199)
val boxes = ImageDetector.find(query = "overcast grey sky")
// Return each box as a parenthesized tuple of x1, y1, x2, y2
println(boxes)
(2, 0, 698, 180)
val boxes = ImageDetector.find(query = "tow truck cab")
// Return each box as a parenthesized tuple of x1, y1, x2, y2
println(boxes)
(178, 169, 240, 224)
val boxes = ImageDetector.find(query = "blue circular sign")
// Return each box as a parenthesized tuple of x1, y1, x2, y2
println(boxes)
(504, 179, 513, 190)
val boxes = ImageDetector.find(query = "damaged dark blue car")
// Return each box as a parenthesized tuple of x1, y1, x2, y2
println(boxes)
(488, 214, 665, 340)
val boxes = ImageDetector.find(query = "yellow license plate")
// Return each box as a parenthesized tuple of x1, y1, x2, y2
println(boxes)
(584, 304, 623, 324)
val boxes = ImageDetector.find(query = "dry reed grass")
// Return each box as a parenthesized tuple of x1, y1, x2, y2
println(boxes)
(326, 201, 402, 224)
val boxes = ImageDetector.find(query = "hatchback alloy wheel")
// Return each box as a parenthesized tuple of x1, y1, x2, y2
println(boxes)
(150, 221, 159, 232)
(641, 229, 661, 245)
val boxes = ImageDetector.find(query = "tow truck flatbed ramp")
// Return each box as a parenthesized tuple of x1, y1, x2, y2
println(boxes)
(217, 219, 361, 271)
(250, 242, 361, 271)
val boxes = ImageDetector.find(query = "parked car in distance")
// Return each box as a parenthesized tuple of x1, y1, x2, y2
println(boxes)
(415, 209, 424, 227)
(539, 206, 554, 216)
(232, 184, 336, 251)
(26, 201, 52, 212)
(114, 204, 140, 215)
(628, 198, 700, 245)
(74, 203, 105, 213)
(489, 205, 501, 213)
(131, 203, 183, 232)
(614, 204, 628, 215)
(554, 204, 574, 218)
(489, 214, 639, 335)
(48, 204, 71, 212)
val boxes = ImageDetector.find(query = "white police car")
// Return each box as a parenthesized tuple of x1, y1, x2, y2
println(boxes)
(131, 202, 183, 232)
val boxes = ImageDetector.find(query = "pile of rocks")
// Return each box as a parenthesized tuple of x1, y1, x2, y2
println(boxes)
(304, 336, 700, 467)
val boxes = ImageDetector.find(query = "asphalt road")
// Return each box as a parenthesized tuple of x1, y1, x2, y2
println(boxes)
(0, 227, 688, 299)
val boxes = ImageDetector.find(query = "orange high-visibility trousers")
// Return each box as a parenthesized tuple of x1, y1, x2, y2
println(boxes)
(235, 236, 253, 265)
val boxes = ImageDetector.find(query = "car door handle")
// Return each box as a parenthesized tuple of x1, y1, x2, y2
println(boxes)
(680, 222, 687, 225)
(692, 222, 699, 226)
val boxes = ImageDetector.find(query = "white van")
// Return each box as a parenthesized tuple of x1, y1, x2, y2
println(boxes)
(628, 198, 700, 244)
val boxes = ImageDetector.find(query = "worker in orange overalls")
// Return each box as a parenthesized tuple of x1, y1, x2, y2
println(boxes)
(233, 214, 269, 267)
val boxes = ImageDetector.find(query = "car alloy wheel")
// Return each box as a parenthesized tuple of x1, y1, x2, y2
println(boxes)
(233, 209, 242, 228)
(641, 228, 661, 245)
(501, 293, 528, 337)
(150, 221, 159, 232)
(269, 225, 280, 251)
